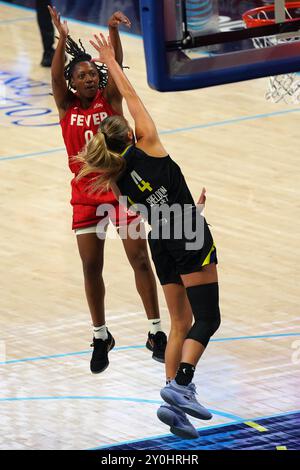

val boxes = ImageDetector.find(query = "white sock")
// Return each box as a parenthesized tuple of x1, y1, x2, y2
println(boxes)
(93, 324, 108, 340)
(148, 319, 162, 335)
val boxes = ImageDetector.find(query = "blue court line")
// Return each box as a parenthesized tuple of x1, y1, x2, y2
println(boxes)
(0, 148, 65, 162)
(0, 396, 161, 404)
(0, 332, 298, 366)
(0, 344, 145, 365)
(0, 395, 242, 422)
(89, 420, 248, 450)
(90, 422, 246, 450)
(89, 409, 300, 450)
(247, 409, 300, 421)
(2, 107, 300, 162)
(208, 409, 243, 421)
(89, 421, 244, 450)
(159, 107, 300, 135)
(211, 332, 300, 342)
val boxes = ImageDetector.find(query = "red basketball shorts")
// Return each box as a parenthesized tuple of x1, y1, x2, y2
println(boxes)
(70, 177, 140, 230)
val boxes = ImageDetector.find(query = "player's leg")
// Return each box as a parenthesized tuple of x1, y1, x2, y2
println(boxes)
(157, 284, 198, 439)
(161, 264, 220, 420)
(121, 227, 167, 362)
(148, 238, 198, 439)
(36, 0, 55, 66)
(162, 283, 193, 381)
(116, 210, 167, 363)
(181, 263, 220, 364)
(76, 228, 114, 374)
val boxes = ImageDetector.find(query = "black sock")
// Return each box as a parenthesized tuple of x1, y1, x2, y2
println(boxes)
(175, 362, 195, 386)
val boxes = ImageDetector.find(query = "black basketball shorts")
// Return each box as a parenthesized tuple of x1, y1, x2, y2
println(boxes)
(148, 213, 218, 285)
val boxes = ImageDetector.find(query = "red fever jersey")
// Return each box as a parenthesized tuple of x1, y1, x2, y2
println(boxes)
(60, 90, 135, 229)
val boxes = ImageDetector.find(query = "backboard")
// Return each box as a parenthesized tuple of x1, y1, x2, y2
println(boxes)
(140, 1, 300, 91)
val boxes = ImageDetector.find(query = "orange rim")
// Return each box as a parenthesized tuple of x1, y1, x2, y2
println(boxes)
(243, 2, 300, 28)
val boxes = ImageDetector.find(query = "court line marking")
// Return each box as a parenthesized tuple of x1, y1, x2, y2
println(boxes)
(90, 409, 300, 449)
(244, 421, 268, 432)
(0, 396, 259, 446)
(159, 108, 300, 135)
(89, 420, 245, 450)
(2, 107, 300, 162)
(0, 148, 65, 161)
(211, 332, 300, 342)
(0, 396, 162, 405)
(0, 396, 297, 446)
(0, 332, 299, 365)
(0, 345, 145, 365)
(0, 395, 242, 422)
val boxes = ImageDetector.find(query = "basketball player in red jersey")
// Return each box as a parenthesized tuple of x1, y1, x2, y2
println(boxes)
(48, 6, 167, 373)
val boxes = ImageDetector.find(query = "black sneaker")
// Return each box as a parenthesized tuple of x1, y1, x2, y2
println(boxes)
(146, 331, 167, 363)
(90, 331, 115, 374)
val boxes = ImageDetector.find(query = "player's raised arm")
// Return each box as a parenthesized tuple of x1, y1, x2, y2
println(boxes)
(90, 33, 166, 156)
(103, 11, 131, 114)
(48, 5, 71, 117)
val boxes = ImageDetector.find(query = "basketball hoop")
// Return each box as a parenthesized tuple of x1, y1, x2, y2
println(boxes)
(243, 2, 300, 103)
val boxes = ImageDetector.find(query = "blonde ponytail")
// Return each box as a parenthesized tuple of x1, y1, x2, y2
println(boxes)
(75, 115, 131, 193)
(76, 130, 126, 193)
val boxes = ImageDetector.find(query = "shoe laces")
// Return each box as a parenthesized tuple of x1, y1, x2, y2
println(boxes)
(90, 337, 107, 349)
(187, 383, 197, 396)
(187, 383, 206, 407)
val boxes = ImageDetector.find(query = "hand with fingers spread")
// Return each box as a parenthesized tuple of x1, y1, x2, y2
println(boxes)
(48, 4, 69, 38)
(108, 11, 131, 29)
(90, 33, 115, 65)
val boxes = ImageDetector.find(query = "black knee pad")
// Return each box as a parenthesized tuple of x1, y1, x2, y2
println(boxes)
(186, 282, 221, 347)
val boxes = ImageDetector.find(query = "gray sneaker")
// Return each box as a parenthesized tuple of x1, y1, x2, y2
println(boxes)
(157, 403, 199, 439)
(160, 380, 212, 420)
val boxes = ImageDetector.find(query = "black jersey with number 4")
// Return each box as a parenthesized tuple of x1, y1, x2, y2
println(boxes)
(117, 146, 195, 223)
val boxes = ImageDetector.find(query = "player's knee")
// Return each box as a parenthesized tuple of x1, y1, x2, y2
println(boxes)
(186, 282, 221, 346)
(129, 249, 150, 272)
(170, 316, 193, 336)
(186, 311, 220, 347)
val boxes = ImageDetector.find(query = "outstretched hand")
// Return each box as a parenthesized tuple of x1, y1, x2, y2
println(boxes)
(48, 5, 69, 38)
(108, 11, 131, 29)
(90, 33, 115, 64)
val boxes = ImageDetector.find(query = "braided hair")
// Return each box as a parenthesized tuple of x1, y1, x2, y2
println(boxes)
(64, 35, 108, 90)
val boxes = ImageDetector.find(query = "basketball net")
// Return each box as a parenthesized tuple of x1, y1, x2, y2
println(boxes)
(243, 3, 300, 104)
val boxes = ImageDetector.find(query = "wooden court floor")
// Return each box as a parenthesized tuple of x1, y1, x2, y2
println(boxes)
(0, 2, 299, 450)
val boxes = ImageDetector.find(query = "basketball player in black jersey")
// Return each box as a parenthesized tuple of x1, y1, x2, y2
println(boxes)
(78, 33, 221, 440)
